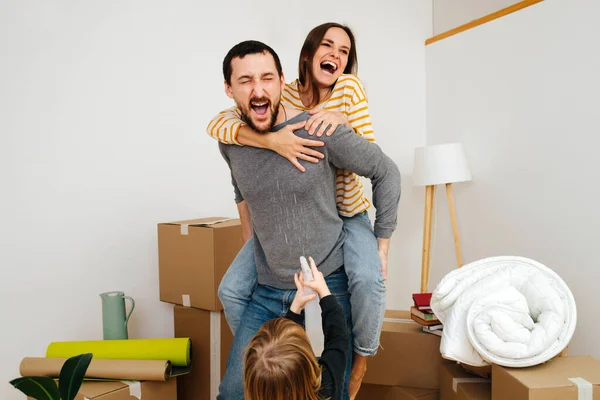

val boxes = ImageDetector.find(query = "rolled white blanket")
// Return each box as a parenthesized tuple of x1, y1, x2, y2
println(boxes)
(430, 256, 576, 367)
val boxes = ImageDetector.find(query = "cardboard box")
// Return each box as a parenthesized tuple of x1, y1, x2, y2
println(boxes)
(356, 384, 439, 400)
(440, 363, 490, 400)
(28, 379, 176, 400)
(363, 310, 445, 389)
(174, 305, 234, 400)
(158, 217, 242, 310)
(460, 364, 491, 379)
(456, 383, 490, 400)
(492, 356, 600, 399)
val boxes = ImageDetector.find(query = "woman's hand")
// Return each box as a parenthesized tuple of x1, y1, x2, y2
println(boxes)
(377, 237, 390, 280)
(306, 109, 350, 137)
(266, 120, 325, 172)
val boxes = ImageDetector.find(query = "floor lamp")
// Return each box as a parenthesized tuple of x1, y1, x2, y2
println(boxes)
(412, 143, 472, 293)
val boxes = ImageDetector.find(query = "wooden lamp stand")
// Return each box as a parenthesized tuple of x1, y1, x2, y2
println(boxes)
(420, 182, 464, 293)
(413, 143, 472, 294)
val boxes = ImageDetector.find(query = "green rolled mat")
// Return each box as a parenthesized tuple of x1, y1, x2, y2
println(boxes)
(46, 338, 191, 367)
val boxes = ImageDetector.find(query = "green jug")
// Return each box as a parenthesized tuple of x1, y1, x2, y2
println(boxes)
(100, 291, 135, 340)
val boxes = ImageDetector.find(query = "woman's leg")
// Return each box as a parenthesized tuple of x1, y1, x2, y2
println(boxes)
(323, 269, 354, 400)
(341, 211, 386, 398)
(217, 237, 258, 335)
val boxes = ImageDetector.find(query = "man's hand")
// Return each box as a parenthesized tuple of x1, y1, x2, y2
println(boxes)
(266, 120, 325, 172)
(377, 237, 390, 280)
(236, 201, 252, 243)
(306, 109, 350, 137)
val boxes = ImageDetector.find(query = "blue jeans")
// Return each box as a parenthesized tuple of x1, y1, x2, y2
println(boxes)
(217, 271, 353, 400)
(218, 211, 386, 356)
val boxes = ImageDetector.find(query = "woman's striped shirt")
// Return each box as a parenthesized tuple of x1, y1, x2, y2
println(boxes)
(206, 74, 375, 217)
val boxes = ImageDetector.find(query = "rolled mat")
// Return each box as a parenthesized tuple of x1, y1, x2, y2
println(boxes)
(20, 358, 174, 381)
(46, 338, 191, 367)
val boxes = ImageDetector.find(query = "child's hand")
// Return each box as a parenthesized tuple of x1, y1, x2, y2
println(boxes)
(290, 272, 317, 314)
(301, 256, 331, 299)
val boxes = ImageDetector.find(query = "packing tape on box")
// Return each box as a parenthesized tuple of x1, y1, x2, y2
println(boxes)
(200, 218, 235, 226)
(568, 377, 593, 400)
(452, 377, 490, 392)
(180, 218, 235, 235)
(182, 294, 191, 307)
(121, 381, 142, 399)
(211, 311, 221, 400)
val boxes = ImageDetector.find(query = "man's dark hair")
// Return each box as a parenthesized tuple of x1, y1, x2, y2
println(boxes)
(222, 40, 283, 85)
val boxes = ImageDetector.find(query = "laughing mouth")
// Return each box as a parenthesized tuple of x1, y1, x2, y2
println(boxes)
(250, 100, 269, 116)
(320, 61, 338, 75)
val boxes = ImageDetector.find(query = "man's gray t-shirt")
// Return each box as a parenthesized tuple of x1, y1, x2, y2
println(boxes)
(219, 111, 401, 290)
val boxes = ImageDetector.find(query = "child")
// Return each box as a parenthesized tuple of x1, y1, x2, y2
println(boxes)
(244, 257, 350, 400)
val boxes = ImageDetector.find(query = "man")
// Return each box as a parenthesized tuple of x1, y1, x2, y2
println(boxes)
(216, 40, 401, 400)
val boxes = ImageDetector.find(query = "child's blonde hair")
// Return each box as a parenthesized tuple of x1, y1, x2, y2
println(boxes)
(244, 318, 325, 400)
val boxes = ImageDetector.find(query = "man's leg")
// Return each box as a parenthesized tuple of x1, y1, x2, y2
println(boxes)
(341, 211, 386, 399)
(323, 269, 354, 400)
(218, 237, 258, 335)
(217, 283, 286, 400)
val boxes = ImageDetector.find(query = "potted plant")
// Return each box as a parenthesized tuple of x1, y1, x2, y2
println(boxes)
(10, 353, 93, 400)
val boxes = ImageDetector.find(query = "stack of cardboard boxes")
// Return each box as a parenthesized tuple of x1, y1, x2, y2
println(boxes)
(27, 381, 178, 400)
(490, 355, 600, 399)
(155, 219, 600, 400)
(361, 310, 600, 400)
(439, 362, 491, 400)
(157, 217, 243, 400)
(440, 352, 600, 399)
(357, 310, 446, 399)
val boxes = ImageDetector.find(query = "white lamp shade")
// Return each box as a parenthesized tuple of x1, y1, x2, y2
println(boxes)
(412, 143, 472, 186)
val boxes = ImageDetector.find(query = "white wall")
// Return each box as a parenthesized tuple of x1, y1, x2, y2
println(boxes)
(426, 0, 600, 358)
(433, 0, 518, 34)
(0, 1, 431, 397)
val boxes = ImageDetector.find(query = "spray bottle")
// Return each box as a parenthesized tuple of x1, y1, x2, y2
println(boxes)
(300, 256, 325, 356)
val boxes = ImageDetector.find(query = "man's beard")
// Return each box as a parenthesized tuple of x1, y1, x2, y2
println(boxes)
(239, 96, 281, 134)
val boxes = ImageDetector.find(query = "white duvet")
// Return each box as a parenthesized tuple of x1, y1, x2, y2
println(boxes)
(430, 256, 577, 367)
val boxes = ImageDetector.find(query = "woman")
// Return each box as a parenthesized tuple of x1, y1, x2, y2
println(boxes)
(207, 22, 386, 399)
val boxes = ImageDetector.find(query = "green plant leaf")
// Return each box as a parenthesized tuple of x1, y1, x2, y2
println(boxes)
(9, 376, 61, 400)
(58, 353, 93, 400)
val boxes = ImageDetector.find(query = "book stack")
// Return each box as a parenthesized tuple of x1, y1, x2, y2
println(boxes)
(411, 293, 443, 336)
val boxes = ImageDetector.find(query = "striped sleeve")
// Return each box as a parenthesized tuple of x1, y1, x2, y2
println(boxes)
(281, 85, 305, 110)
(344, 76, 376, 143)
(205, 106, 245, 145)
